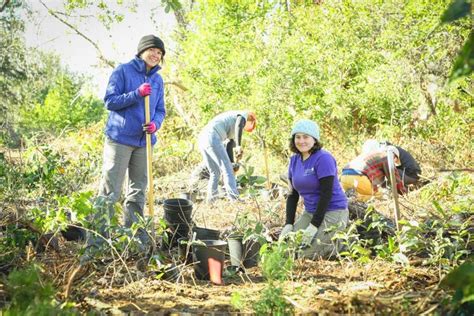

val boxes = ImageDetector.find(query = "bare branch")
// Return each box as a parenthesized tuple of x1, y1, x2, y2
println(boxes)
(39, 0, 116, 69)
(165, 80, 188, 91)
(0, 0, 11, 13)
(54, 11, 95, 19)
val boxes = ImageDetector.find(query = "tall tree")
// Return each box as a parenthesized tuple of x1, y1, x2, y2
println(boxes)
(1, 1, 33, 145)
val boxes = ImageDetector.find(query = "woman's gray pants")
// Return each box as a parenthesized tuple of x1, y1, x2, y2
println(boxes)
(293, 209, 349, 259)
(89, 138, 149, 246)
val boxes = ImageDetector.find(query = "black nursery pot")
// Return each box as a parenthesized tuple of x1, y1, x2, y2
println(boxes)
(192, 240, 227, 281)
(162, 224, 190, 249)
(61, 224, 86, 241)
(162, 198, 193, 248)
(163, 198, 193, 223)
(192, 226, 220, 241)
(227, 235, 261, 269)
(242, 238, 261, 268)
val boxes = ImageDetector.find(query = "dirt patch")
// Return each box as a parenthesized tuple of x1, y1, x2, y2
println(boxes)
(72, 258, 445, 314)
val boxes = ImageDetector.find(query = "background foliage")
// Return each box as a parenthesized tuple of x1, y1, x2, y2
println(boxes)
(0, 1, 104, 147)
(174, 0, 472, 163)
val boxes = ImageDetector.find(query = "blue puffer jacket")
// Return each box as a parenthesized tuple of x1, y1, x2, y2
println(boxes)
(104, 56, 166, 147)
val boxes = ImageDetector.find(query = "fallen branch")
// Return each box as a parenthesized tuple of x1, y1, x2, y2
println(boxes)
(439, 168, 474, 172)
(63, 265, 83, 299)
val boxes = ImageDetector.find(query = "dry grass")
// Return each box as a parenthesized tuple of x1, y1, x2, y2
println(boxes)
(26, 174, 461, 314)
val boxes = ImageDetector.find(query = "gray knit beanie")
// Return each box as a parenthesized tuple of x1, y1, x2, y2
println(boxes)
(137, 35, 165, 56)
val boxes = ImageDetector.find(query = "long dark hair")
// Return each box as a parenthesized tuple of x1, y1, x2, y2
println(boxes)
(289, 135, 322, 155)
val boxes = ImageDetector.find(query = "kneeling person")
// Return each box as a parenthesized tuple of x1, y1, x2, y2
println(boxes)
(341, 146, 406, 201)
(279, 119, 348, 259)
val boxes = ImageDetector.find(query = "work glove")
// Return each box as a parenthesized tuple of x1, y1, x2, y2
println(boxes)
(234, 146, 243, 160)
(278, 224, 293, 241)
(143, 122, 157, 134)
(138, 83, 151, 97)
(300, 224, 318, 248)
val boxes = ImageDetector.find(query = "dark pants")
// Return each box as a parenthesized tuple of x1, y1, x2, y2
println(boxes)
(403, 174, 419, 186)
(398, 167, 420, 186)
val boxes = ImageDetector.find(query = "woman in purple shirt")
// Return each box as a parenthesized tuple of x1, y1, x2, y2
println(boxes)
(279, 119, 349, 259)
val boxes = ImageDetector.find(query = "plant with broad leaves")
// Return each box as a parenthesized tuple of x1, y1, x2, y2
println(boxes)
(440, 260, 474, 314)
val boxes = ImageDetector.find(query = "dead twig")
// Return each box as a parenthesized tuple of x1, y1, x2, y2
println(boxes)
(63, 265, 83, 299)
(439, 168, 474, 172)
(71, 224, 134, 283)
(0, 0, 10, 13)
(284, 295, 309, 312)
(420, 303, 440, 315)
(166, 80, 188, 91)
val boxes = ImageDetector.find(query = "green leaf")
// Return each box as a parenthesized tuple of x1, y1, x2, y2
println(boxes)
(171, 0, 183, 11)
(441, 0, 471, 23)
(449, 30, 474, 82)
(461, 292, 474, 303)
(432, 200, 447, 217)
(254, 176, 267, 184)
(440, 262, 474, 290)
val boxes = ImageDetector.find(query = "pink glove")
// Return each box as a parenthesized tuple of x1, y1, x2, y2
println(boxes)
(143, 122, 157, 134)
(138, 83, 151, 97)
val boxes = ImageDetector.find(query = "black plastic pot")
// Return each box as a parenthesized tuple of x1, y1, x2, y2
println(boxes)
(192, 240, 227, 282)
(163, 198, 193, 248)
(162, 224, 190, 250)
(243, 238, 261, 268)
(161, 264, 180, 281)
(61, 224, 86, 241)
(192, 226, 220, 241)
(227, 235, 261, 269)
(163, 198, 193, 223)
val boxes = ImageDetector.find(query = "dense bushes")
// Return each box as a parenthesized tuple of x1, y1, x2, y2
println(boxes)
(19, 75, 105, 136)
(174, 0, 472, 159)
(0, 3, 105, 147)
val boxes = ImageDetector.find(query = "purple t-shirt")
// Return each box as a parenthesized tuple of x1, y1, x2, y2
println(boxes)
(288, 149, 348, 213)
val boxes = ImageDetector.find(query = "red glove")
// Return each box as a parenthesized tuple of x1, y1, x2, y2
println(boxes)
(143, 122, 157, 134)
(138, 83, 151, 97)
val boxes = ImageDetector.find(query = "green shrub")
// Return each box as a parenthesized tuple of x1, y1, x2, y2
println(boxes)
(3, 264, 78, 315)
(20, 75, 105, 137)
(440, 260, 474, 315)
(175, 0, 471, 156)
(254, 285, 293, 316)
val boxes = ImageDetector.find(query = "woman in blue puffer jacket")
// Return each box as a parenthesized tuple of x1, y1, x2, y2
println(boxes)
(91, 35, 166, 250)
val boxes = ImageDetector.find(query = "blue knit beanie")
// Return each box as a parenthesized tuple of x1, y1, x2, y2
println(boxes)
(291, 119, 320, 141)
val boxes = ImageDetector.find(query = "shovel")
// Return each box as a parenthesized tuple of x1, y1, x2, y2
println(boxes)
(387, 150, 400, 231)
(144, 95, 155, 235)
